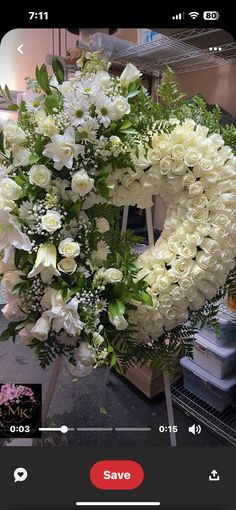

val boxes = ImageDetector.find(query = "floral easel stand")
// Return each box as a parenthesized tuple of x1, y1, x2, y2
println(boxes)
(121, 205, 177, 448)
(31, 205, 177, 448)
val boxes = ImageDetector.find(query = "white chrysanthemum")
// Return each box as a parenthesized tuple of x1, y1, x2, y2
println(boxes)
(19, 201, 34, 221)
(76, 76, 101, 97)
(64, 93, 90, 126)
(24, 91, 44, 112)
(91, 240, 110, 265)
(77, 117, 99, 142)
(95, 93, 115, 128)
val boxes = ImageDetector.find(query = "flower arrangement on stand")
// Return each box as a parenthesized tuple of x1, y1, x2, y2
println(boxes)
(0, 55, 236, 372)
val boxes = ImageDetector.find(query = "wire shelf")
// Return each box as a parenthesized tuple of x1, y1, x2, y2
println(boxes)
(171, 378, 236, 446)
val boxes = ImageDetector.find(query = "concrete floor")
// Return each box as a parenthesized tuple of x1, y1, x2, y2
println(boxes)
(0, 313, 223, 447)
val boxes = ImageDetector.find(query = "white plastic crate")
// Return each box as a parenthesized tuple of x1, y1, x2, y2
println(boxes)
(193, 333, 236, 379)
(180, 357, 236, 412)
(199, 319, 236, 347)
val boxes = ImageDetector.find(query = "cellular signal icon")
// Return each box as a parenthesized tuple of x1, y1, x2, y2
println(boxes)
(172, 12, 185, 20)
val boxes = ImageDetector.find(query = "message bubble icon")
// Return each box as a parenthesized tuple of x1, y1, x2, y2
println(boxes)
(14, 467, 28, 483)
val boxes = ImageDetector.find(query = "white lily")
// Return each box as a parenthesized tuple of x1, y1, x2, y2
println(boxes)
(28, 243, 60, 283)
(42, 127, 84, 170)
(0, 209, 31, 251)
(44, 296, 85, 337)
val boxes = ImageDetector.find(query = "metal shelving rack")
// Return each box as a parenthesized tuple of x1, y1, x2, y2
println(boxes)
(172, 302, 236, 446)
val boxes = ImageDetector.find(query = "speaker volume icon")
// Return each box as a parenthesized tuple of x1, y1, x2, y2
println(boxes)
(188, 424, 202, 435)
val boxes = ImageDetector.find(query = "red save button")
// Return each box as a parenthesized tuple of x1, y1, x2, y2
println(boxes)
(90, 460, 144, 490)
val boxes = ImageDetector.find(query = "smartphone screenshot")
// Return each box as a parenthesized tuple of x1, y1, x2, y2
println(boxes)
(0, 6, 235, 509)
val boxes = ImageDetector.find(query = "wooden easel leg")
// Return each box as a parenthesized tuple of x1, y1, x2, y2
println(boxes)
(32, 355, 62, 447)
(163, 372, 177, 447)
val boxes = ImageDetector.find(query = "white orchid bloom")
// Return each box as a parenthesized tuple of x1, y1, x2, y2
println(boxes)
(42, 127, 84, 170)
(44, 296, 85, 337)
(28, 243, 60, 283)
(0, 209, 31, 252)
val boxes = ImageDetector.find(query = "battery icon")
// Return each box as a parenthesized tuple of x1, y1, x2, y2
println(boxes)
(203, 11, 220, 20)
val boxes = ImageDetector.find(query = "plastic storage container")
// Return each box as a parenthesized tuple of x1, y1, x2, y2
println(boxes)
(180, 357, 236, 412)
(193, 333, 236, 379)
(199, 319, 236, 346)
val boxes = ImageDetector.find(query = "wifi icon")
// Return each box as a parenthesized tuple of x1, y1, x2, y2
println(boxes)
(189, 11, 199, 19)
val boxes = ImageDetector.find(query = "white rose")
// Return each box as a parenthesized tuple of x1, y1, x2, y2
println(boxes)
(35, 110, 59, 137)
(190, 262, 205, 280)
(58, 258, 77, 274)
(196, 223, 211, 236)
(112, 96, 131, 120)
(2, 299, 23, 320)
(170, 285, 184, 301)
(156, 274, 171, 291)
(96, 71, 111, 91)
(18, 323, 35, 345)
(186, 208, 208, 224)
(188, 181, 203, 196)
(41, 211, 61, 233)
(172, 144, 185, 159)
(83, 191, 105, 210)
(13, 147, 31, 167)
(179, 244, 197, 259)
(200, 238, 220, 255)
(178, 277, 193, 290)
(185, 232, 202, 246)
(29, 165, 51, 188)
(109, 314, 128, 330)
(182, 172, 196, 187)
(1, 270, 23, 292)
(171, 162, 188, 175)
(120, 63, 142, 88)
(171, 258, 193, 278)
(112, 185, 131, 206)
(71, 171, 94, 196)
(0, 177, 22, 200)
(189, 292, 205, 310)
(160, 158, 172, 175)
(196, 280, 217, 300)
(96, 217, 110, 233)
(121, 173, 135, 187)
(187, 195, 208, 209)
(31, 315, 51, 342)
(184, 147, 200, 167)
(58, 238, 80, 258)
(101, 268, 123, 284)
(3, 121, 26, 144)
(196, 251, 212, 269)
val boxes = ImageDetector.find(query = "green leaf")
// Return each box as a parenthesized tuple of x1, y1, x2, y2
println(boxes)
(52, 56, 65, 85)
(11, 282, 24, 295)
(108, 300, 125, 317)
(119, 120, 132, 130)
(7, 104, 18, 111)
(29, 154, 40, 165)
(4, 84, 13, 102)
(0, 131, 4, 153)
(126, 90, 140, 99)
(34, 136, 45, 156)
(0, 320, 26, 342)
(35, 64, 51, 95)
(45, 93, 61, 114)
(110, 353, 117, 368)
(71, 199, 81, 217)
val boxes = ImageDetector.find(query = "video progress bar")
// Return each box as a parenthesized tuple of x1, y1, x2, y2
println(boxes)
(76, 503, 160, 506)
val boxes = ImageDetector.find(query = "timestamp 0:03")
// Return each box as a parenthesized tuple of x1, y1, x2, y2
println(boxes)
(9, 425, 31, 433)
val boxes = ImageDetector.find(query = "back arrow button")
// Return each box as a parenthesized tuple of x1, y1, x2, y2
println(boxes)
(17, 44, 24, 54)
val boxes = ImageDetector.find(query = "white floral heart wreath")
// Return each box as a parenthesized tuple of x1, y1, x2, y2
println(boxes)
(110, 119, 236, 341)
